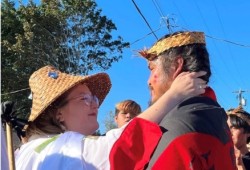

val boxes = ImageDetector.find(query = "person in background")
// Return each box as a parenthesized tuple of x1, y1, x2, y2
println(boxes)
(15, 65, 206, 170)
(227, 106, 250, 170)
(111, 31, 236, 170)
(114, 100, 141, 128)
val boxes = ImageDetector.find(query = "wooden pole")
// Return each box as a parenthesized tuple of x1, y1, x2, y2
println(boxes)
(6, 123, 16, 170)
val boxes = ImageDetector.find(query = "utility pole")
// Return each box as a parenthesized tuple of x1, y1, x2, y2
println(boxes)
(233, 89, 247, 107)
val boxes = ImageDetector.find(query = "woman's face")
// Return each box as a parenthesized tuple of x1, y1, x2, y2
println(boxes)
(57, 84, 99, 135)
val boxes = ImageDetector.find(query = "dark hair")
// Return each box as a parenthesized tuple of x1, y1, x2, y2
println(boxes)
(25, 92, 68, 140)
(158, 31, 211, 82)
(228, 114, 250, 143)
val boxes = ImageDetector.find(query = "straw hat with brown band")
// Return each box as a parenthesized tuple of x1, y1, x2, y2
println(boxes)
(28, 65, 111, 123)
(138, 31, 206, 61)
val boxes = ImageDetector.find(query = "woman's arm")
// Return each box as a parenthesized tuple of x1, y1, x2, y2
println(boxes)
(138, 71, 206, 123)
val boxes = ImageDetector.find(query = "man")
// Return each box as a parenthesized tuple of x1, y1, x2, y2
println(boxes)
(109, 31, 236, 170)
(114, 100, 141, 128)
(138, 31, 236, 169)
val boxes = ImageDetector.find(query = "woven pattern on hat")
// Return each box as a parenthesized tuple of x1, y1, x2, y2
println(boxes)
(139, 31, 205, 61)
(28, 65, 111, 122)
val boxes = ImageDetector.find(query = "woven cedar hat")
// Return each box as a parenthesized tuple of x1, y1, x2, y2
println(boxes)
(28, 65, 111, 122)
(139, 31, 205, 61)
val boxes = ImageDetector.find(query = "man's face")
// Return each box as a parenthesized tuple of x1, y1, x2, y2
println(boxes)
(147, 59, 173, 105)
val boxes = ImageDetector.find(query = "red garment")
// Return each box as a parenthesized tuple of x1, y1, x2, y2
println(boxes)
(202, 87, 217, 101)
(109, 118, 162, 170)
(152, 133, 235, 170)
(110, 87, 236, 170)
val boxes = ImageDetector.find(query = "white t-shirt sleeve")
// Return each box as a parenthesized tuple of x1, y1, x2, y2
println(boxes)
(15, 124, 128, 170)
(83, 125, 127, 170)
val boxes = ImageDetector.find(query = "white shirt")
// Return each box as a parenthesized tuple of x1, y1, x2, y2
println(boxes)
(15, 127, 125, 170)
(1, 125, 9, 170)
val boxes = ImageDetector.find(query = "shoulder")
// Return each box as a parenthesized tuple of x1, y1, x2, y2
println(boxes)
(169, 96, 223, 117)
(161, 95, 227, 130)
(15, 138, 49, 169)
(159, 96, 229, 144)
(18, 137, 50, 153)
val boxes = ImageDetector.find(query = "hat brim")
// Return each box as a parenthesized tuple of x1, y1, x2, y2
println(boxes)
(29, 67, 111, 122)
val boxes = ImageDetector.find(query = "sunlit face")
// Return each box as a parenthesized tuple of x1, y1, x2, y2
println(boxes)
(147, 60, 173, 105)
(115, 111, 138, 128)
(57, 84, 99, 135)
(227, 119, 248, 149)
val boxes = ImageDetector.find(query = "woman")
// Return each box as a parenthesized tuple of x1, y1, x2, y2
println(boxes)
(15, 65, 206, 170)
(227, 106, 250, 170)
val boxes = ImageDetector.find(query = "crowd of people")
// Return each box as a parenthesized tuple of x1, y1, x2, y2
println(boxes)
(1, 30, 249, 170)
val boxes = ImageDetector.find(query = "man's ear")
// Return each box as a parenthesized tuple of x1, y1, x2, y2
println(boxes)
(172, 57, 184, 79)
(56, 110, 64, 122)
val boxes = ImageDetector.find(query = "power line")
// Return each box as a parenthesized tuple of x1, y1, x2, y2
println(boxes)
(191, 0, 243, 92)
(151, 0, 175, 33)
(152, 0, 165, 17)
(211, 0, 249, 87)
(206, 34, 250, 48)
(129, 23, 250, 49)
(170, 0, 189, 29)
(130, 26, 163, 45)
(131, 0, 158, 40)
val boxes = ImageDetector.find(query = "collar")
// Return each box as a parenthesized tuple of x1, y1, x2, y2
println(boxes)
(201, 86, 217, 101)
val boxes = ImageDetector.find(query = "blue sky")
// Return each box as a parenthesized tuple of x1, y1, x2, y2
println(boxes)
(94, 0, 250, 133)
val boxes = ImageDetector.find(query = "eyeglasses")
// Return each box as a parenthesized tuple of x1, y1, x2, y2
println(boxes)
(61, 94, 99, 107)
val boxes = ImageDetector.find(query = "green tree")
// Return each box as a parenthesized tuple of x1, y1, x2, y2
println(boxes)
(104, 111, 117, 132)
(1, 0, 129, 118)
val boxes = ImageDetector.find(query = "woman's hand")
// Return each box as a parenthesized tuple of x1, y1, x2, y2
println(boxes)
(169, 71, 207, 101)
(138, 71, 207, 123)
